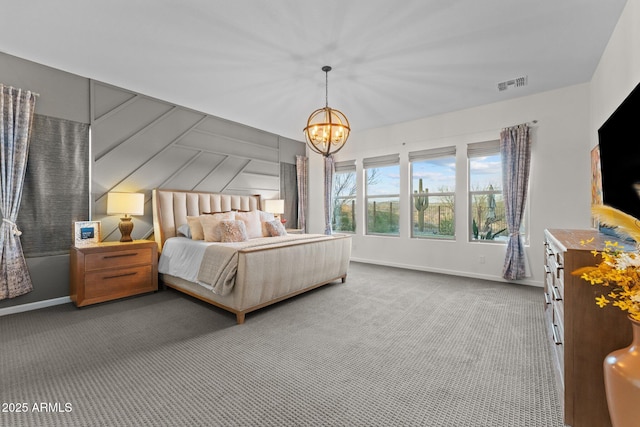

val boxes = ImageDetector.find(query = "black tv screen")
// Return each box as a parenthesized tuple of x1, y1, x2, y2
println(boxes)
(598, 81, 640, 221)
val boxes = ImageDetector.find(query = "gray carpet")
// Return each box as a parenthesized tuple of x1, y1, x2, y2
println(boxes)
(0, 262, 563, 427)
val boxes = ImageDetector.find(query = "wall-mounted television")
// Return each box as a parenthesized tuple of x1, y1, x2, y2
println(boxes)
(598, 81, 640, 223)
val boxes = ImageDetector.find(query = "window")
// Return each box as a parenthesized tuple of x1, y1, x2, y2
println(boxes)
(332, 160, 356, 233)
(409, 147, 456, 239)
(468, 141, 508, 242)
(364, 154, 400, 236)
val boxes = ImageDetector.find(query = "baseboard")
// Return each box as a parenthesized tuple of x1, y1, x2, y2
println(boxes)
(0, 296, 71, 317)
(349, 257, 542, 288)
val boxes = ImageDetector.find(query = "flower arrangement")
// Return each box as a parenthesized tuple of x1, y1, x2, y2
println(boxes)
(572, 205, 640, 321)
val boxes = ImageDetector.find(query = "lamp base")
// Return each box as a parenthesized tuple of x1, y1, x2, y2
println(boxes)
(118, 217, 134, 242)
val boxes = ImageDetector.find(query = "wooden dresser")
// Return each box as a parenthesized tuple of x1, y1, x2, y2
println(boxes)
(544, 229, 633, 427)
(70, 240, 158, 307)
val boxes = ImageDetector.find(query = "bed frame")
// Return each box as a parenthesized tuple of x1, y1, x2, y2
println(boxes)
(152, 189, 351, 324)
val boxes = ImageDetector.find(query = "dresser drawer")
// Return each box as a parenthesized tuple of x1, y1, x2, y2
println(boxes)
(85, 247, 153, 271)
(84, 265, 153, 299)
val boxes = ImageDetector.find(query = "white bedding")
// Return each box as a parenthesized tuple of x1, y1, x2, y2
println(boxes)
(158, 234, 330, 290)
(157, 237, 212, 283)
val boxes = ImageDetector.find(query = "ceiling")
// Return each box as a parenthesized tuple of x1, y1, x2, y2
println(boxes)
(1, 0, 628, 141)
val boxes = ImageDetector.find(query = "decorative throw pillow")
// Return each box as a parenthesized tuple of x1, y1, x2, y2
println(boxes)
(219, 220, 248, 243)
(177, 223, 192, 238)
(186, 216, 205, 240)
(258, 210, 276, 237)
(200, 212, 236, 242)
(234, 210, 262, 239)
(265, 220, 287, 237)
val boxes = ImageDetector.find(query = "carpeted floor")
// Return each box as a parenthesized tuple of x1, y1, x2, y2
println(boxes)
(0, 262, 563, 426)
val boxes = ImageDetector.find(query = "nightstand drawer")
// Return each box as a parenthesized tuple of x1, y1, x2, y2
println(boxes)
(85, 247, 153, 271)
(70, 240, 158, 307)
(84, 265, 153, 299)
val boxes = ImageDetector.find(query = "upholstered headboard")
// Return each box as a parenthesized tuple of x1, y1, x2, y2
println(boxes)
(152, 189, 261, 251)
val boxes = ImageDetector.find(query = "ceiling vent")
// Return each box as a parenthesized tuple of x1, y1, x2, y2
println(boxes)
(498, 76, 528, 92)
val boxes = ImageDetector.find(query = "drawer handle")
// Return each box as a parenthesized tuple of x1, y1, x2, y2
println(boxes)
(544, 292, 551, 305)
(544, 265, 551, 275)
(103, 272, 137, 280)
(552, 286, 562, 301)
(104, 253, 138, 259)
(552, 324, 562, 345)
(556, 266, 564, 279)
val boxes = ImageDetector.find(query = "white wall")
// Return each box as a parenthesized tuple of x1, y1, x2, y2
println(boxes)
(308, 83, 593, 287)
(309, 0, 640, 288)
(590, 0, 640, 142)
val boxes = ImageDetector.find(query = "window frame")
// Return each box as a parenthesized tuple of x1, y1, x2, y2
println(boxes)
(363, 154, 400, 237)
(332, 160, 357, 233)
(467, 140, 528, 244)
(409, 147, 456, 240)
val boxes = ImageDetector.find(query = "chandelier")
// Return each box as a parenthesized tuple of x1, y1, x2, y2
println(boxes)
(304, 66, 350, 157)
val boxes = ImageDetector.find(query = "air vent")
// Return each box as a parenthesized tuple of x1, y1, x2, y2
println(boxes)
(498, 76, 528, 92)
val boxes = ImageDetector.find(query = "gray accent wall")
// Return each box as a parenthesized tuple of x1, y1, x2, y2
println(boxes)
(0, 51, 305, 310)
(90, 81, 303, 242)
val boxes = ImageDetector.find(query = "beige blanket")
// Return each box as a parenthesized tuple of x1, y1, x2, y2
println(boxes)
(197, 234, 332, 295)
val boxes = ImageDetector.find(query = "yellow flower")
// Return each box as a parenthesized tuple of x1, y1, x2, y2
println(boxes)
(595, 295, 610, 308)
(574, 232, 640, 320)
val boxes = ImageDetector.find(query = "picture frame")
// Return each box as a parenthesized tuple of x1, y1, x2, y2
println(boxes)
(74, 221, 101, 246)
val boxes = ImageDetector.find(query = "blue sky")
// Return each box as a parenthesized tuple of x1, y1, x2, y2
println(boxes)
(367, 154, 502, 196)
(366, 154, 502, 196)
(469, 154, 502, 191)
(412, 157, 456, 193)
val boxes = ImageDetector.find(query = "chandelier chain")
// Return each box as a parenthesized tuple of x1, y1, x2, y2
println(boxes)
(325, 69, 329, 108)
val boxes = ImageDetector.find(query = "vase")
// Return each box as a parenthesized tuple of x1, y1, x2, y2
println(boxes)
(603, 316, 640, 427)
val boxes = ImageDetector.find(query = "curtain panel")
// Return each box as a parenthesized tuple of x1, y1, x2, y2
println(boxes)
(279, 162, 298, 229)
(0, 84, 38, 300)
(296, 155, 308, 232)
(324, 155, 335, 235)
(501, 123, 531, 280)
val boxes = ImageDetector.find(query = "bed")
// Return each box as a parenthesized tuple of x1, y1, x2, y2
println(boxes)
(152, 189, 351, 323)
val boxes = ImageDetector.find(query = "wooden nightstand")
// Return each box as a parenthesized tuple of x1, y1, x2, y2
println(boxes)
(70, 240, 158, 307)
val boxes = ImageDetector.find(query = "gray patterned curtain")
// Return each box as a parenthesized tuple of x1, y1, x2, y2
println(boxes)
(501, 123, 531, 280)
(0, 84, 38, 300)
(296, 155, 308, 232)
(280, 162, 298, 229)
(324, 155, 335, 235)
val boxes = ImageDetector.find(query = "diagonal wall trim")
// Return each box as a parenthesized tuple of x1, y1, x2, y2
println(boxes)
(243, 171, 280, 178)
(220, 160, 252, 192)
(90, 79, 305, 241)
(157, 151, 205, 190)
(192, 128, 279, 152)
(191, 155, 232, 191)
(175, 140, 280, 165)
(95, 106, 178, 161)
(93, 116, 208, 202)
(93, 93, 140, 124)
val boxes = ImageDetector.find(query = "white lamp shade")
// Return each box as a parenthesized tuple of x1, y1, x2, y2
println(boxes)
(107, 192, 144, 216)
(264, 199, 284, 215)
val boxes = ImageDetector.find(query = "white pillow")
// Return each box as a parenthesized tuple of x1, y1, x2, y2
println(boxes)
(177, 223, 192, 238)
(234, 210, 262, 239)
(265, 220, 287, 237)
(258, 210, 276, 237)
(200, 212, 236, 242)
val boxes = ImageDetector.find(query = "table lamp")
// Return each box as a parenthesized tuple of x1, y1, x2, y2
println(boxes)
(264, 199, 285, 224)
(107, 192, 144, 242)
